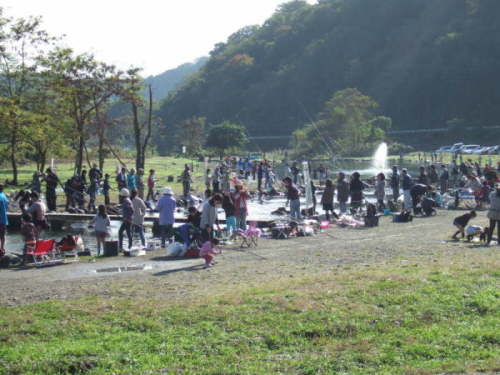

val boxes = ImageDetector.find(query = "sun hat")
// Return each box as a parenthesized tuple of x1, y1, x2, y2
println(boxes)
(119, 188, 130, 197)
(161, 187, 173, 195)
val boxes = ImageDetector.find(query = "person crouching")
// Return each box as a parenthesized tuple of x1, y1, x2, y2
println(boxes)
(200, 238, 221, 268)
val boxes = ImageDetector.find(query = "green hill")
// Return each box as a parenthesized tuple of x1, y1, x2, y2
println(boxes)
(145, 57, 208, 101)
(156, 0, 500, 151)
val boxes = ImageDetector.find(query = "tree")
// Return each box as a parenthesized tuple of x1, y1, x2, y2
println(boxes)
(292, 89, 390, 157)
(0, 11, 56, 184)
(176, 116, 206, 156)
(206, 122, 248, 158)
(120, 68, 155, 171)
(42, 48, 125, 174)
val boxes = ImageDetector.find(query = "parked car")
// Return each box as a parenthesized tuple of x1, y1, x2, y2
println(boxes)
(460, 145, 481, 154)
(487, 145, 500, 155)
(471, 146, 490, 155)
(436, 146, 452, 153)
(450, 143, 464, 153)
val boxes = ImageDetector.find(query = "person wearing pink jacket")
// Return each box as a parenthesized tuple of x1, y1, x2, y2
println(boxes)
(200, 238, 221, 268)
(232, 183, 250, 230)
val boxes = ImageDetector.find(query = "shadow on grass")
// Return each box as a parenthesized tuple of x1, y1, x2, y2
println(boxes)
(153, 264, 206, 277)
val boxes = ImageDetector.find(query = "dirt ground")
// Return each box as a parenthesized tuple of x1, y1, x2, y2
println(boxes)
(0, 209, 497, 307)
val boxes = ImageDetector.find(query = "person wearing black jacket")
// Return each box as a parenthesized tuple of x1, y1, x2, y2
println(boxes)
(439, 165, 449, 194)
(222, 192, 236, 236)
(44, 168, 59, 212)
(390, 166, 400, 203)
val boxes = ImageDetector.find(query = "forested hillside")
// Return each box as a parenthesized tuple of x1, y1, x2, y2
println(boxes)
(156, 0, 500, 151)
(144, 57, 208, 101)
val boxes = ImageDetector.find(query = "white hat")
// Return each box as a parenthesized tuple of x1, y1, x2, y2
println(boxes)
(161, 187, 173, 195)
(119, 188, 130, 197)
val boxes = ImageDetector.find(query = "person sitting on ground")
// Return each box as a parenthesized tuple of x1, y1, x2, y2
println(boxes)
(90, 205, 110, 256)
(452, 210, 477, 240)
(321, 179, 339, 221)
(200, 238, 221, 268)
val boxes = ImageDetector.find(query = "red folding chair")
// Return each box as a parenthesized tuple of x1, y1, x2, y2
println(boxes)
(25, 240, 64, 267)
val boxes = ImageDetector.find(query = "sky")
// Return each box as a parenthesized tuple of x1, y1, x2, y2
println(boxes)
(2, 0, 314, 77)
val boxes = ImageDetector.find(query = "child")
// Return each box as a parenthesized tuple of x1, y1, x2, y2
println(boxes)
(199, 238, 221, 268)
(452, 210, 477, 240)
(102, 174, 111, 206)
(90, 205, 111, 256)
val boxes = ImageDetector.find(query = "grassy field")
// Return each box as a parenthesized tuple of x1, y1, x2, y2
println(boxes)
(0, 156, 207, 202)
(0, 260, 498, 375)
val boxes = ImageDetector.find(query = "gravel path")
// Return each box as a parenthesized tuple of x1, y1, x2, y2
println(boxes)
(0, 210, 497, 306)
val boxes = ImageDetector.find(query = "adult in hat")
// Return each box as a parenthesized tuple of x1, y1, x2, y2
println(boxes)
(156, 187, 176, 248)
(118, 188, 134, 251)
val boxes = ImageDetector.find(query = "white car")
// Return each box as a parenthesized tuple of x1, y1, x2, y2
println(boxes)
(436, 146, 452, 153)
(460, 145, 481, 154)
(450, 143, 464, 153)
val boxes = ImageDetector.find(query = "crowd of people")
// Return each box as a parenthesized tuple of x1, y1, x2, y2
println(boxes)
(1, 155, 500, 262)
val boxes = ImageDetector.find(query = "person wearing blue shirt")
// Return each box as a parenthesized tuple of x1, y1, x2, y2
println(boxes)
(127, 168, 137, 191)
(0, 184, 9, 255)
(155, 187, 176, 248)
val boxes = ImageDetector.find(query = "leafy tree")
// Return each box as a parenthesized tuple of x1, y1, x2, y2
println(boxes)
(206, 122, 248, 158)
(176, 116, 206, 156)
(292, 89, 390, 157)
(41, 48, 125, 174)
(0, 11, 56, 184)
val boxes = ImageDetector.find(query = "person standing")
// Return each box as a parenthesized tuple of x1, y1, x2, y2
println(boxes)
(336, 172, 349, 214)
(127, 168, 137, 192)
(136, 168, 145, 199)
(89, 163, 102, 183)
(402, 169, 414, 211)
(44, 168, 59, 212)
(87, 177, 98, 213)
(31, 172, 42, 193)
(257, 162, 264, 192)
(232, 183, 250, 230)
(116, 167, 127, 190)
(0, 185, 9, 255)
(90, 205, 110, 256)
(291, 163, 300, 185)
(417, 166, 430, 186)
(200, 194, 223, 241)
(131, 189, 147, 248)
(102, 174, 111, 206)
(486, 184, 500, 245)
(222, 191, 237, 237)
(28, 192, 47, 238)
(375, 173, 386, 211)
(181, 164, 192, 199)
(118, 188, 134, 251)
(439, 164, 449, 195)
(429, 165, 439, 185)
(390, 166, 400, 203)
(146, 169, 156, 201)
(283, 177, 301, 221)
(155, 187, 176, 248)
(321, 179, 338, 221)
(205, 168, 213, 191)
(349, 172, 367, 212)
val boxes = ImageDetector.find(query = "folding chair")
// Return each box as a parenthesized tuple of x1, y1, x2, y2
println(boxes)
(25, 240, 64, 267)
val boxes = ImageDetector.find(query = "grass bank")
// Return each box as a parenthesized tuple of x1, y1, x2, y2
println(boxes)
(0, 260, 498, 374)
(0, 156, 206, 201)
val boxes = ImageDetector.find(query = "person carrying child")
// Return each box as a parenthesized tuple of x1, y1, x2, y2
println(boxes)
(90, 205, 111, 256)
(452, 210, 477, 240)
(200, 238, 221, 268)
